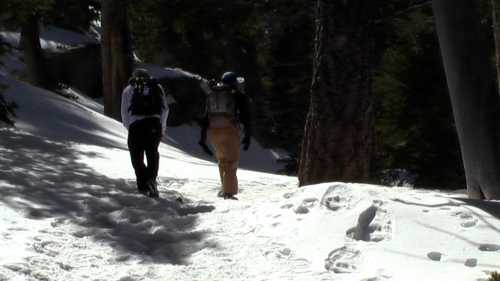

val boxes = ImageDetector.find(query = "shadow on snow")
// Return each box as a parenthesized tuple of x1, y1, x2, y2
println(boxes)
(0, 128, 215, 264)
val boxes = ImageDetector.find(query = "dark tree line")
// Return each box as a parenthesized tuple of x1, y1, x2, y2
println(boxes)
(372, 3, 462, 188)
(100, 0, 133, 120)
(299, 0, 500, 199)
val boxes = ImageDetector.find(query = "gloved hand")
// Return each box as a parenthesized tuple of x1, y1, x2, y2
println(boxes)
(198, 140, 213, 156)
(241, 135, 251, 151)
(208, 78, 217, 88)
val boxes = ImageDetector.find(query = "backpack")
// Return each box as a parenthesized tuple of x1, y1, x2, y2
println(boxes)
(206, 83, 237, 117)
(129, 79, 164, 116)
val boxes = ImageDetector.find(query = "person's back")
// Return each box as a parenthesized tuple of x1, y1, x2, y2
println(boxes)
(206, 82, 237, 118)
(121, 68, 169, 198)
(198, 72, 251, 200)
(128, 75, 165, 114)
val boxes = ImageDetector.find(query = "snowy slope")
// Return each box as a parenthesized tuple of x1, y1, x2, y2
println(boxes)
(0, 27, 284, 174)
(1, 73, 500, 281)
(0, 26, 98, 51)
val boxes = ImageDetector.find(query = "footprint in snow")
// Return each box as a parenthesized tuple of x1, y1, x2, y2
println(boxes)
(72, 228, 93, 238)
(39, 229, 65, 237)
(464, 258, 478, 267)
(265, 247, 294, 259)
(279, 248, 292, 257)
(478, 244, 500, 252)
(32, 239, 62, 257)
(321, 184, 360, 212)
(3, 263, 31, 275)
(427, 253, 479, 267)
(117, 277, 140, 281)
(427, 251, 443, 261)
(325, 246, 361, 273)
(281, 203, 294, 209)
(346, 200, 393, 242)
(4, 258, 54, 281)
(294, 198, 319, 214)
(451, 210, 478, 228)
(50, 217, 68, 228)
(361, 276, 392, 281)
(7, 227, 28, 231)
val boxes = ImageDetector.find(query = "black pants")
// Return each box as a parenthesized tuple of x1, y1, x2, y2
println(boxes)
(128, 117, 162, 190)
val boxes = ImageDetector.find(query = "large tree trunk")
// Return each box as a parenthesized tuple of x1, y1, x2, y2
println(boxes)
(493, 0, 500, 96)
(298, 0, 377, 186)
(20, 14, 51, 89)
(433, 0, 500, 199)
(101, 0, 133, 120)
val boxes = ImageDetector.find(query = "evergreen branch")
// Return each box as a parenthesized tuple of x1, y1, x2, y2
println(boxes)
(375, 0, 432, 24)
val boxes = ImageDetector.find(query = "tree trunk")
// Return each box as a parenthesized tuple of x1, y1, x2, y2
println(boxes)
(101, 0, 133, 120)
(433, 0, 500, 199)
(20, 14, 51, 89)
(298, 0, 378, 186)
(493, 0, 500, 96)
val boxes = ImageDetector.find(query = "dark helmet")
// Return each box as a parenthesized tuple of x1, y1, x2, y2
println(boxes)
(221, 71, 237, 85)
(132, 68, 151, 80)
(130, 68, 152, 86)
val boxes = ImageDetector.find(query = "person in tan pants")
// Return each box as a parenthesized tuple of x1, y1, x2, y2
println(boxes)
(198, 72, 251, 200)
(209, 122, 240, 195)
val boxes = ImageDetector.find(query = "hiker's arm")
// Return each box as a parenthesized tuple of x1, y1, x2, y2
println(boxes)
(198, 116, 213, 156)
(199, 116, 208, 143)
(199, 79, 213, 95)
(120, 86, 132, 129)
(158, 84, 169, 135)
(237, 92, 252, 151)
(199, 78, 219, 95)
(237, 92, 252, 137)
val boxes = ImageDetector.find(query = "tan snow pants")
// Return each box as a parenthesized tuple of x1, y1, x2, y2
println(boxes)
(208, 118, 240, 195)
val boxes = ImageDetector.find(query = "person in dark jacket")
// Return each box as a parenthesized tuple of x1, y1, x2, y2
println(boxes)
(198, 72, 251, 200)
(121, 68, 169, 198)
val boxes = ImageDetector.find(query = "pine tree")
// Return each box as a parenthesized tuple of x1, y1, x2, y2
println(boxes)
(101, 0, 133, 120)
(492, 0, 500, 95)
(0, 0, 56, 89)
(298, 0, 380, 186)
(433, 0, 500, 199)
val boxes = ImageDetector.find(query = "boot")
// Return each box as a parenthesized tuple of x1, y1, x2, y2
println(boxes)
(217, 191, 238, 200)
(147, 180, 159, 198)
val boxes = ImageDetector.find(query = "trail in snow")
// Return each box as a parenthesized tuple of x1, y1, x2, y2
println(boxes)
(1, 125, 500, 281)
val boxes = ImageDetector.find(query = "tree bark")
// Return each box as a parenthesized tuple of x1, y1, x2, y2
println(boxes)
(492, 0, 500, 96)
(298, 0, 378, 186)
(101, 0, 133, 120)
(433, 0, 500, 199)
(20, 14, 51, 89)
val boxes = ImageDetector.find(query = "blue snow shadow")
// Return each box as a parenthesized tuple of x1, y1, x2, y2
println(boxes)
(0, 128, 215, 264)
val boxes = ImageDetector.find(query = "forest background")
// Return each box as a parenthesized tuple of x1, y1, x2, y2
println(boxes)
(1, 0, 498, 191)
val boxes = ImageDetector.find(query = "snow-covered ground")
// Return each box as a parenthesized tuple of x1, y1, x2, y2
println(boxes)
(0, 26, 97, 77)
(2, 72, 500, 281)
(0, 26, 98, 51)
(1, 27, 500, 281)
